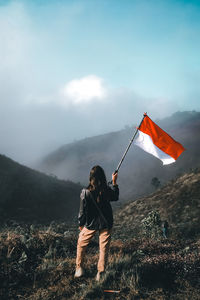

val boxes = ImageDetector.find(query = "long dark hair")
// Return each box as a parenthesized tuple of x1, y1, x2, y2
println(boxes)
(87, 165, 108, 203)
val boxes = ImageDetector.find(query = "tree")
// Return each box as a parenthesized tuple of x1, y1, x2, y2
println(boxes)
(151, 177, 161, 189)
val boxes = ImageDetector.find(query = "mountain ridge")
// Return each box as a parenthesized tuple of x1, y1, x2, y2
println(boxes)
(37, 111, 200, 200)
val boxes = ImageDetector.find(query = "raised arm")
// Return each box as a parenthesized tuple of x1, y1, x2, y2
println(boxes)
(108, 172, 119, 201)
(78, 189, 87, 229)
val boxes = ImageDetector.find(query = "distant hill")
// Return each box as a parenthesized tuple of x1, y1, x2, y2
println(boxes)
(114, 167, 200, 239)
(0, 155, 82, 223)
(38, 111, 200, 200)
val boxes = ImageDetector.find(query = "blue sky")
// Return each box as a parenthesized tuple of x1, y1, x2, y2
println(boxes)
(0, 0, 200, 164)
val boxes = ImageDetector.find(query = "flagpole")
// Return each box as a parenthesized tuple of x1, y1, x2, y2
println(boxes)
(109, 113, 147, 184)
(115, 113, 147, 172)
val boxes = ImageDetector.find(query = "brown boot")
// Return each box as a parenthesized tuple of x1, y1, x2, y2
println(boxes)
(96, 271, 105, 282)
(74, 267, 84, 278)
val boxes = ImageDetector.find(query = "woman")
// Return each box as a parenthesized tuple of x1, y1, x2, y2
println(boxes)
(75, 165, 119, 281)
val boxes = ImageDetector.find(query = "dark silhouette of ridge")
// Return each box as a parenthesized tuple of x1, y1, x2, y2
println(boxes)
(0, 154, 82, 223)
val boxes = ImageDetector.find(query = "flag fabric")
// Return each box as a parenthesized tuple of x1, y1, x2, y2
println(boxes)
(134, 114, 185, 165)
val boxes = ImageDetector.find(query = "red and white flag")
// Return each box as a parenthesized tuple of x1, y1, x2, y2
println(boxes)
(134, 114, 185, 165)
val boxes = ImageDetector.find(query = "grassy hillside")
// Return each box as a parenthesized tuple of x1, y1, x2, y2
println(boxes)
(114, 167, 200, 240)
(38, 111, 200, 200)
(0, 154, 82, 223)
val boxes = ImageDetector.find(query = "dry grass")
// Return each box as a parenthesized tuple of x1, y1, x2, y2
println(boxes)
(0, 223, 200, 300)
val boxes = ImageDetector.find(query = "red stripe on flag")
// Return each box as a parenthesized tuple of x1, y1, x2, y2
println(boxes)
(139, 115, 185, 160)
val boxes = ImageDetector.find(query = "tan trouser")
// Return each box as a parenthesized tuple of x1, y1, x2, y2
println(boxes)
(76, 227, 112, 272)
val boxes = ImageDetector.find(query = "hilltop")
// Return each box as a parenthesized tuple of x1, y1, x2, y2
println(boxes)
(0, 166, 200, 299)
(0, 154, 82, 223)
(114, 167, 200, 240)
(37, 111, 200, 200)
(0, 168, 200, 299)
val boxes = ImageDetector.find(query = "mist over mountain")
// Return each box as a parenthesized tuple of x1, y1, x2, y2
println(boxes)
(0, 154, 82, 223)
(38, 111, 200, 200)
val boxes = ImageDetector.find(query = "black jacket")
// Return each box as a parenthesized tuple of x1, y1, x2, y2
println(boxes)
(78, 185, 119, 230)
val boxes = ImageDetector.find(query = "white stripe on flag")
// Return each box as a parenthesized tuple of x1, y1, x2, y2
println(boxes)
(134, 130, 175, 165)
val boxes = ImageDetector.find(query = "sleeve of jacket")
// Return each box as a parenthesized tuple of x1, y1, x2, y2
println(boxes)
(78, 189, 87, 226)
(108, 184, 119, 202)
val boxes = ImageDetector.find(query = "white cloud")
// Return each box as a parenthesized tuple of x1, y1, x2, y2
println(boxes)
(61, 75, 106, 105)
